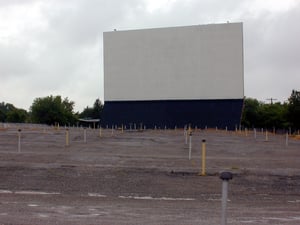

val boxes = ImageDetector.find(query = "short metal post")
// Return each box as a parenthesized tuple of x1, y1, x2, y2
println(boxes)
(254, 128, 257, 139)
(220, 172, 233, 225)
(285, 132, 289, 147)
(65, 128, 69, 146)
(188, 132, 192, 160)
(201, 139, 206, 176)
(84, 128, 87, 143)
(99, 126, 102, 137)
(184, 128, 188, 145)
(265, 130, 268, 141)
(18, 129, 21, 153)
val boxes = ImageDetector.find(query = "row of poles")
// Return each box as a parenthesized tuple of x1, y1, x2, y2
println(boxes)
(16, 125, 293, 154)
(15, 126, 247, 225)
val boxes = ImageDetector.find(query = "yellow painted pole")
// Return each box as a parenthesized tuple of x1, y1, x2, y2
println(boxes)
(201, 139, 206, 176)
(65, 129, 69, 146)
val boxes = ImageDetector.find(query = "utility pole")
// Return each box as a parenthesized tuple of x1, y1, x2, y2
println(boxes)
(266, 98, 277, 104)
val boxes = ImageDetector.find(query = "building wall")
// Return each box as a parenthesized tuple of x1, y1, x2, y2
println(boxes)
(102, 99, 243, 130)
(102, 23, 244, 128)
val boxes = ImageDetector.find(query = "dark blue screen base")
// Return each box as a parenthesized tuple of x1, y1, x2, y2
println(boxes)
(102, 99, 244, 130)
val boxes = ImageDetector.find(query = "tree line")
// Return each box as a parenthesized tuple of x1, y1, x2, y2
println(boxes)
(241, 90, 300, 131)
(1, 90, 299, 130)
(0, 96, 103, 125)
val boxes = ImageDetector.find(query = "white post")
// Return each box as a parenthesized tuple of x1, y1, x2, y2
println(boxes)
(185, 129, 188, 145)
(221, 180, 229, 225)
(220, 172, 233, 225)
(18, 129, 21, 153)
(84, 128, 87, 143)
(188, 132, 192, 160)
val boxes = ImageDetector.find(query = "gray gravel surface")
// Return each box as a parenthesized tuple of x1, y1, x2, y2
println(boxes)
(0, 125, 299, 224)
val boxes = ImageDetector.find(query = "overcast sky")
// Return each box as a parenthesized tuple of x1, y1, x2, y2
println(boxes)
(1, 0, 299, 112)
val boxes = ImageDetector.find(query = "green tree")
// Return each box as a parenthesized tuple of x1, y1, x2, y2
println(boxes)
(0, 102, 28, 123)
(258, 102, 289, 129)
(79, 98, 103, 119)
(241, 98, 261, 128)
(30, 95, 77, 125)
(6, 108, 28, 123)
(242, 97, 289, 129)
(288, 90, 300, 129)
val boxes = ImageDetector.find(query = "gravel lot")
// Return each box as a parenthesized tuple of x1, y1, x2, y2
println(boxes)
(0, 124, 300, 225)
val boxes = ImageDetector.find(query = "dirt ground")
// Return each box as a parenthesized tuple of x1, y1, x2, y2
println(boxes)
(0, 124, 299, 225)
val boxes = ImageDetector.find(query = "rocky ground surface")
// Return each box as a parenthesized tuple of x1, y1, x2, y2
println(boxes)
(0, 124, 299, 225)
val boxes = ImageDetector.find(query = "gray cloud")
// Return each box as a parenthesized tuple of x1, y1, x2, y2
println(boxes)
(0, 0, 299, 111)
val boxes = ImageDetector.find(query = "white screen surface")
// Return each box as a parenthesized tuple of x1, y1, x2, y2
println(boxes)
(104, 23, 244, 101)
